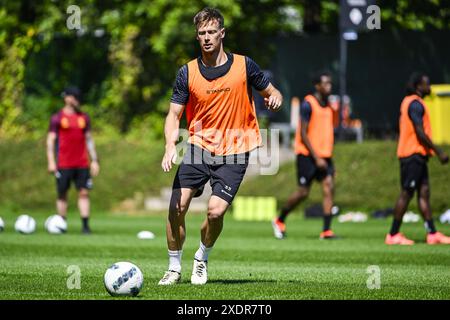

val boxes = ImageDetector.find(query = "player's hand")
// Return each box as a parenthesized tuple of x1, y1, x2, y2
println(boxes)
(264, 94, 282, 112)
(90, 160, 100, 177)
(315, 157, 328, 170)
(162, 143, 177, 172)
(48, 162, 56, 174)
(438, 151, 449, 165)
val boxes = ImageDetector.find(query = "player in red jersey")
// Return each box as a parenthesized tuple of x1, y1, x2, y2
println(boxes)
(46, 87, 100, 234)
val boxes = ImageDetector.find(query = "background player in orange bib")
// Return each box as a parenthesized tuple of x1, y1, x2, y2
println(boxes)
(385, 73, 449, 245)
(272, 71, 338, 240)
(158, 7, 283, 285)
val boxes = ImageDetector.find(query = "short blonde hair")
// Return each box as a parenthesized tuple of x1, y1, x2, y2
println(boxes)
(193, 7, 224, 30)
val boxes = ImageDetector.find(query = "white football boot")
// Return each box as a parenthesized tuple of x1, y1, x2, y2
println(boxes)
(191, 259, 208, 285)
(158, 270, 181, 285)
(271, 218, 286, 239)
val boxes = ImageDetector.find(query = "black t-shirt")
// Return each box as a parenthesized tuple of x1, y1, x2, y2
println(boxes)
(170, 53, 270, 105)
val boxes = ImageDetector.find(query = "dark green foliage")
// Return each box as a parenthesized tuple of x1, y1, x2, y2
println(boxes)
(1, 1, 448, 137)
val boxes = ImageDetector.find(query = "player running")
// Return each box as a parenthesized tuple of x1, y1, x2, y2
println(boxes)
(46, 86, 100, 234)
(272, 71, 338, 240)
(385, 73, 450, 245)
(158, 7, 283, 285)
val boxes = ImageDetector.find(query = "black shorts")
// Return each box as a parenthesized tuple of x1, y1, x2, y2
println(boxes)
(172, 144, 249, 204)
(55, 168, 92, 197)
(400, 154, 429, 193)
(296, 155, 334, 187)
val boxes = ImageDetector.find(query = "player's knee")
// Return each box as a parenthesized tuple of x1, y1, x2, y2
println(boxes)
(78, 189, 89, 198)
(207, 205, 226, 221)
(323, 176, 333, 188)
(58, 194, 67, 201)
(419, 185, 430, 199)
(298, 187, 310, 198)
(401, 188, 414, 200)
(169, 201, 189, 217)
(177, 202, 189, 215)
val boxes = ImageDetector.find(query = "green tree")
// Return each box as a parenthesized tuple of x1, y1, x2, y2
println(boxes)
(1, 0, 448, 137)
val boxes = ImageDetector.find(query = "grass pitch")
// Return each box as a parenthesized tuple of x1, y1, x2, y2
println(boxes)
(0, 212, 449, 300)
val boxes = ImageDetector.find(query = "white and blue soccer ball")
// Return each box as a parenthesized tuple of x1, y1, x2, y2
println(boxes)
(104, 262, 144, 297)
(45, 215, 67, 234)
(0, 217, 4, 232)
(14, 215, 36, 234)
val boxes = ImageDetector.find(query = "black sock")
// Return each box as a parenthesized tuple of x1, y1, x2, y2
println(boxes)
(323, 214, 332, 231)
(390, 218, 402, 235)
(278, 207, 291, 223)
(82, 217, 89, 230)
(424, 219, 436, 234)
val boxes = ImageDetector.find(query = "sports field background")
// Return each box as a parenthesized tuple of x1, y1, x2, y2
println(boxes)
(2, 1, 450, 301)
(1, 139, 449, 213)
(0, 139, 449, 299)
(0, 213, 449, 299)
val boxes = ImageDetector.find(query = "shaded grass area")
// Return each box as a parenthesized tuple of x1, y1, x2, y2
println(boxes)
(0, 211, 449, 299)
(0, 138, 175, 212)
(1, 139, 448, 214)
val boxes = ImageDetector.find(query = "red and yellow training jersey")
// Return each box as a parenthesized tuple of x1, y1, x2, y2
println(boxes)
(49, 110, 90, 169)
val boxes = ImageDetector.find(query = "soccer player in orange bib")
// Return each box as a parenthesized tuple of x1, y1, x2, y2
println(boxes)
(158, 8, 283, 285)
(272, 71, 338, 240)
(385, 73, 449, 245)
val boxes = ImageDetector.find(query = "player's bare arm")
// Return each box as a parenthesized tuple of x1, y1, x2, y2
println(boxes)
(300, 120, 327, 169)
(162, 102, 184, 172)
(259, 83, 283, 112)
(46, 132, 57, 173)
(413, 123, 449, 164)
(86, 131, 100, 176)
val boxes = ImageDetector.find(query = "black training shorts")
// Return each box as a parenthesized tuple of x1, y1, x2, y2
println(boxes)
(296, 154, 334, 187)
(172, 144, 249, 204)
(55, 168, 92, 198)
(399, 153, 429, 193)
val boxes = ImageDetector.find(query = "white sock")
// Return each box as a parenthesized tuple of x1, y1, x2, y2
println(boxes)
(194, 242, 213, 261)
(168, 250, 182, 273)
